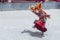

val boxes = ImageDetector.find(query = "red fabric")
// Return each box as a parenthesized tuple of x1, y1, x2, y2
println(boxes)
(37, 21, 45, 28)
(34, 21, 47, 32)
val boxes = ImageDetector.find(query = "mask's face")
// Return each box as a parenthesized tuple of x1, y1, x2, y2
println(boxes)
(30, 6, 35, 10)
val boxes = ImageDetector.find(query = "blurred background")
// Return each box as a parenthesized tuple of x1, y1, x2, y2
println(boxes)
(0, 1, 60, 40)
(0, 0, 60, 11)
(0, 0, 60, 2)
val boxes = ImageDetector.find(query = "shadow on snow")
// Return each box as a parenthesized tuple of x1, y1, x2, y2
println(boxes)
(21, 30, 45, 38)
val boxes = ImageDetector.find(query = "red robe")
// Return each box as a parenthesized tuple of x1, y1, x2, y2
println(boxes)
(34, 20, 47, 32)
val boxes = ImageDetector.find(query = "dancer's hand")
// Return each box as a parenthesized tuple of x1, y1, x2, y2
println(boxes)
(47, 15, 50, 19)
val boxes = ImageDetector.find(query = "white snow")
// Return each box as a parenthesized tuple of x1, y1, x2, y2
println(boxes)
(0, 9, 60, 40)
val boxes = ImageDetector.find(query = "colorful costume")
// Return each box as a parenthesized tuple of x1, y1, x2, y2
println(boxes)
(30, 1, 50, 32)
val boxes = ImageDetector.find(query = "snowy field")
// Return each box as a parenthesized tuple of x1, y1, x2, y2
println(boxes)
(0, 9, 60, 40)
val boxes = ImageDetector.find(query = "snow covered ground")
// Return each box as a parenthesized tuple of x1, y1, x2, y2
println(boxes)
(0, 9, 60, 40)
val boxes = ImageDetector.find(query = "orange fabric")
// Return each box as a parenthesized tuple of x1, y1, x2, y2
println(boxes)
(36, 3, 42, 11)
